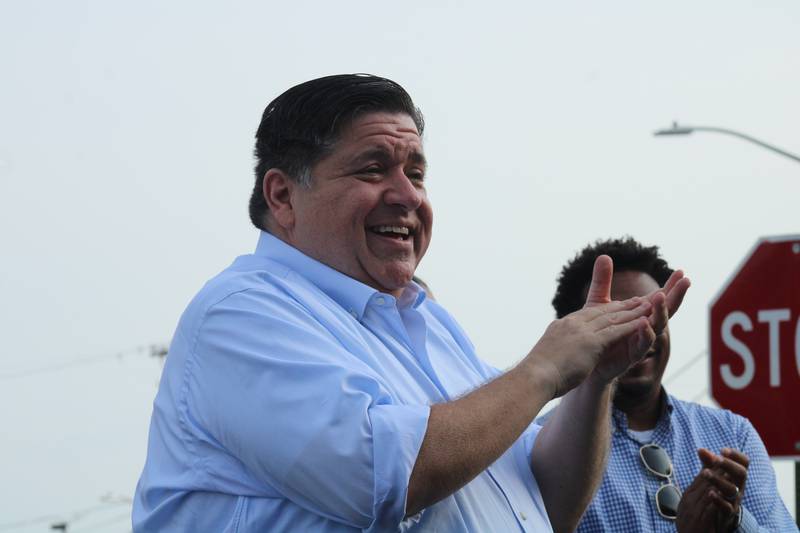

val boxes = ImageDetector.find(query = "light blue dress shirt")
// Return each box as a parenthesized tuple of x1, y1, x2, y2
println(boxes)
(134, 231, 551, 532)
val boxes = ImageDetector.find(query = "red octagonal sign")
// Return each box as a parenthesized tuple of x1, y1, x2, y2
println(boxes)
(710, 234, 800, 457)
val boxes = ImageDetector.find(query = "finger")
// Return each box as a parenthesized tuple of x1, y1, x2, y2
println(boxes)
(708, 488, 736, 515)
(630, 320, 656, 361)
(694, 490, 719, 527)
(588, 300, 653, 331)
(584, 255, 613, 306)
(712, 456, 748, 489)
(579, 296, 644, 321)
(700, 448, 748, 491)
(664, 277, 691, 318)
(662, 269, 684, 296)
(698, 447, 721, 469)
(597, 316, 651, 348)
(721, 448, 750, 469)
(702, 468, 740, 503)
(647, 291, 668, 334)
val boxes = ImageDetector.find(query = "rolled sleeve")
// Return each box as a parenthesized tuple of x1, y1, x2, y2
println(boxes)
(368, 403, 430, 531)
(180, 288, 429, 529)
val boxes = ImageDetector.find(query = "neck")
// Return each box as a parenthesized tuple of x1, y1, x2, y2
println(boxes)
(615, 387, 664, 431)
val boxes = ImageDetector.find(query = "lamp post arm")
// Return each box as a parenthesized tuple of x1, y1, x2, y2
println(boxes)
(689, 126, 800, 164)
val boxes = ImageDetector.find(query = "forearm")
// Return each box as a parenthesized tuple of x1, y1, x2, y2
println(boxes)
(531, 372, 614, 533)
(406, 359, 556, 516)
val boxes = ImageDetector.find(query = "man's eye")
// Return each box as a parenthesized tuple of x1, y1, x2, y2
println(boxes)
(408, 171, 425, 182)
(359, 166, 382, 176)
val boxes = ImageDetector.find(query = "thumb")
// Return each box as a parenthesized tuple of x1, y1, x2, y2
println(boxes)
(697, 447, 720, 468)
(585, 255, 613, 307)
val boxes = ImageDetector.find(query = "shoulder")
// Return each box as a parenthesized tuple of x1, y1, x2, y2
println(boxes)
(669, 396, 754, 442)
(177, 254, 328, 339)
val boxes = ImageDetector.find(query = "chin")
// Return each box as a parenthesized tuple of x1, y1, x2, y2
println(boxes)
(376, 264, 415, 290)
(614, 379, 656, 407)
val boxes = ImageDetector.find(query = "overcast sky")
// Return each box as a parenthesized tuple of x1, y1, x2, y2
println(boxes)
(1, 1, 798, 530)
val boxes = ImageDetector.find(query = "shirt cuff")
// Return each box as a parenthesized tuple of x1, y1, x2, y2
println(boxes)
(735, 505, 758, 533)
(367, 403, 430, 532)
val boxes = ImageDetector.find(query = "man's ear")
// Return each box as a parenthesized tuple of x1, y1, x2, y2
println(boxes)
(263, 168, 297, 231)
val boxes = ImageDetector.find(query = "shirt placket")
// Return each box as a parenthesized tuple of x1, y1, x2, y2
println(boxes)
(613, 410, 678, 533)
(364, 295, 450, 403)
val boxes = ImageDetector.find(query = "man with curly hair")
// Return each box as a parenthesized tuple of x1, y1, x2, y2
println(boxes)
(546, 237, 794, 532)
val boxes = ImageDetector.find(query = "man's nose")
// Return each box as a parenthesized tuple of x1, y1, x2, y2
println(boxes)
(383, 169, 424, 210)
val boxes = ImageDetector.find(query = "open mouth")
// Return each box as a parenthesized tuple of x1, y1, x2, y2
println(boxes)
(369, 225, 413, 241)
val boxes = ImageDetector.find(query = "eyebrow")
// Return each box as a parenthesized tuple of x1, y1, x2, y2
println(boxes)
(350, 147, 427, 168)
(408, 151, 427, 167)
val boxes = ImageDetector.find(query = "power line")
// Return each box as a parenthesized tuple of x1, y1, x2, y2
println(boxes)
(0, 344, 167, 381)
(663, 348, 707, 386)
(691, 386, 709, 403)
(0, 495, 131, 532)
(70, 511, 132, 532)
(0, 513, 62, 531)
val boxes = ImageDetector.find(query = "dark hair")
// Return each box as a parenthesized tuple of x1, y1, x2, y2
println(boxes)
(249, 74, 425, 230)
(552, 237, 674, 318)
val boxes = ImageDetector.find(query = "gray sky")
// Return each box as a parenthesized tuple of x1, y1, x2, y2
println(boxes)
(1, 1, 798, 529)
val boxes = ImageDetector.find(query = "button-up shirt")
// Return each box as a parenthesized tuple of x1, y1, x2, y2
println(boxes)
(133, 231, 550, 532)
(574, 392, 794, 532)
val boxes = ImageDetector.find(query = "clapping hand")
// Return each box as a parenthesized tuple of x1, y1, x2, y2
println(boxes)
(529, 255, 690, 397)
(585, 255, 690, 383)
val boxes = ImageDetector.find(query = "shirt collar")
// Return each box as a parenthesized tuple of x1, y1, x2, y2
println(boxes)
(254, 231, 424, 319)
(611, 387, 675, 436)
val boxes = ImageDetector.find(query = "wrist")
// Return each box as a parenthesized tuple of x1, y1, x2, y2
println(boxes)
(728, 505, 742, 532)
(574, 370, 616, 408)
(520, 356, 560, 401)
(586, 368, 616, 389)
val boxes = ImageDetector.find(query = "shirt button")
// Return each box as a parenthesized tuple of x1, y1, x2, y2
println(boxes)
(376, 296, 385, 306)
(520, 512, 527, 521)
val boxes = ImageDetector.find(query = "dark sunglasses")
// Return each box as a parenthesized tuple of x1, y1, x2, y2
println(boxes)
(639, 443, 682, 520)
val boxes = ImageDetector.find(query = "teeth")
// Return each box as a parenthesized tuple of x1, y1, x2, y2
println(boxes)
(374, 225, 409, 235)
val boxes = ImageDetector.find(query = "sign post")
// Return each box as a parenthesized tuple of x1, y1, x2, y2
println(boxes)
(709, 235, 800, 524)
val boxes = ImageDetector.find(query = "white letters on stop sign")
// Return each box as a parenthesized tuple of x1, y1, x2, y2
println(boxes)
(720, 308, 798, 389)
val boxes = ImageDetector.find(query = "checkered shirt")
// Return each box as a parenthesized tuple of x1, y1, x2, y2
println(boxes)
(573, 393, 796, 532)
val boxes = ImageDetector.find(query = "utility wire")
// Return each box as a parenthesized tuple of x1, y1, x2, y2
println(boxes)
(663, 348, 707, 386)
(0, 513, 62, 531)
(0, 345, 167, 381)
(0, 496, 131, 531)
(691, 387, 710, 403)
(70, 511, 132, 532)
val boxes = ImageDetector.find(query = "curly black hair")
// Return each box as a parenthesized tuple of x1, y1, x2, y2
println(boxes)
(552, 237, 673, 318)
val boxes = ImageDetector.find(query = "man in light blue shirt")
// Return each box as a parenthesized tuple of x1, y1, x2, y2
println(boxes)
(133, 74, 690, 532)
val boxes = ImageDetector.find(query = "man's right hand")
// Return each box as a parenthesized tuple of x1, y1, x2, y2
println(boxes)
(527, 293, 654, 398)
(529, 255, 690, 398)
(527, 255, 672, 398)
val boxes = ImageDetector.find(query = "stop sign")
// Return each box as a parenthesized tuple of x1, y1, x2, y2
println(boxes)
(709, 234, 800, 457)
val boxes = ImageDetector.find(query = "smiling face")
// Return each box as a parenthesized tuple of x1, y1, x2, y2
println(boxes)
(281, 112, 432, 297)
(610, 270, 671, 409)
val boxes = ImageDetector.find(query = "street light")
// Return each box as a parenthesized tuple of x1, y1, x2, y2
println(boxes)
(654, 122, 800, 164)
